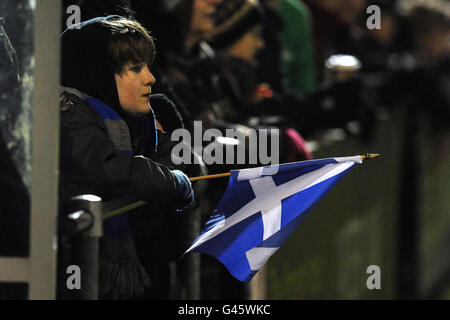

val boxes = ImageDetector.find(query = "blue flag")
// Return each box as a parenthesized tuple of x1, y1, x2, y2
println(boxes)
(185, 156, 364, 281)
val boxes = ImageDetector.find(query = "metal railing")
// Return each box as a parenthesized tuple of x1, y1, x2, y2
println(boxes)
(61, 192, 202, 300)
(62, 195, 102, 300)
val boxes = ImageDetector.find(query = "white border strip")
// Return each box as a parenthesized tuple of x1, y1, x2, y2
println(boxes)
(28, 0, 61, 300)
(0, 258, 29, 283)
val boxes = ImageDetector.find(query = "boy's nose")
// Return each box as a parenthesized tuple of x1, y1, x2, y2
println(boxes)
(143, 66, 156, 86)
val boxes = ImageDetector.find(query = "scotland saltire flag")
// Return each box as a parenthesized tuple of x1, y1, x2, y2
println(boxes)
(185, 156, 364, 281)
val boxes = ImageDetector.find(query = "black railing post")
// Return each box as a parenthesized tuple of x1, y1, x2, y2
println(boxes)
(65, 195, 102, 300)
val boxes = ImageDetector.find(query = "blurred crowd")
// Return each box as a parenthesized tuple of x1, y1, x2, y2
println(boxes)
(67, 0, 450, 147)
(58, 0, 449, 299)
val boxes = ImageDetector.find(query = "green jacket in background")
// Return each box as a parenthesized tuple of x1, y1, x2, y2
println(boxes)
(278, 0, 316, 92)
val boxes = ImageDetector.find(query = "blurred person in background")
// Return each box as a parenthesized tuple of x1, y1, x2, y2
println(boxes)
(209, 0, 313, 161)
(408, 5, 450, 134)
(218, 0, 376, 143)
(209, 0, 266, 120)
(302, 0, 346, 82)
(378, 3, 450, 133)
(262, 0, 316, 93)
(410, 6, 450, 63)
(319, 0, 368, 60)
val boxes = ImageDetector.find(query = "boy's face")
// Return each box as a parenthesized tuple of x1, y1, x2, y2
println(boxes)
(115, 62, 156, 117)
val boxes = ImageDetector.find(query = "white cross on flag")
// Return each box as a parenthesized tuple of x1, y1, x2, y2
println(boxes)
(185, 156, 364, 281)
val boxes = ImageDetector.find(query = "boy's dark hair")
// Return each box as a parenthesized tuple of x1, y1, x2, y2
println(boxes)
(99, 17, 156, 75)
(61, 16, 155, 117)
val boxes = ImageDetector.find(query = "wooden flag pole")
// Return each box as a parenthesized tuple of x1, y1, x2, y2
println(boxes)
(189, 172, 232, 182)
(188, 153, 381, 182)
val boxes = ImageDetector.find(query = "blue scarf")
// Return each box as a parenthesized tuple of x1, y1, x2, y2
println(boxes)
(86, 96, 156, 299)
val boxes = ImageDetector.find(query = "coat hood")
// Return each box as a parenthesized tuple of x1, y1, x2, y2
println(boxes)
(61, 16, 126, 119)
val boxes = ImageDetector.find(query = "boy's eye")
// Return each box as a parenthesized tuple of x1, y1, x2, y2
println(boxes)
(131, 66, 142, 73)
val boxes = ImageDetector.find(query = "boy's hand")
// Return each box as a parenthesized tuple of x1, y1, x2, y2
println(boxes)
(171, 170, 195, 213)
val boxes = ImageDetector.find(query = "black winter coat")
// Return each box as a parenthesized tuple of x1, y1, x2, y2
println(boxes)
(58, 90, 194, 299)
(59, 91, 184, 209)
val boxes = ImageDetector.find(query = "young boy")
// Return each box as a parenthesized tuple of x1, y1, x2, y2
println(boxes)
(60, 16, 194, 299)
